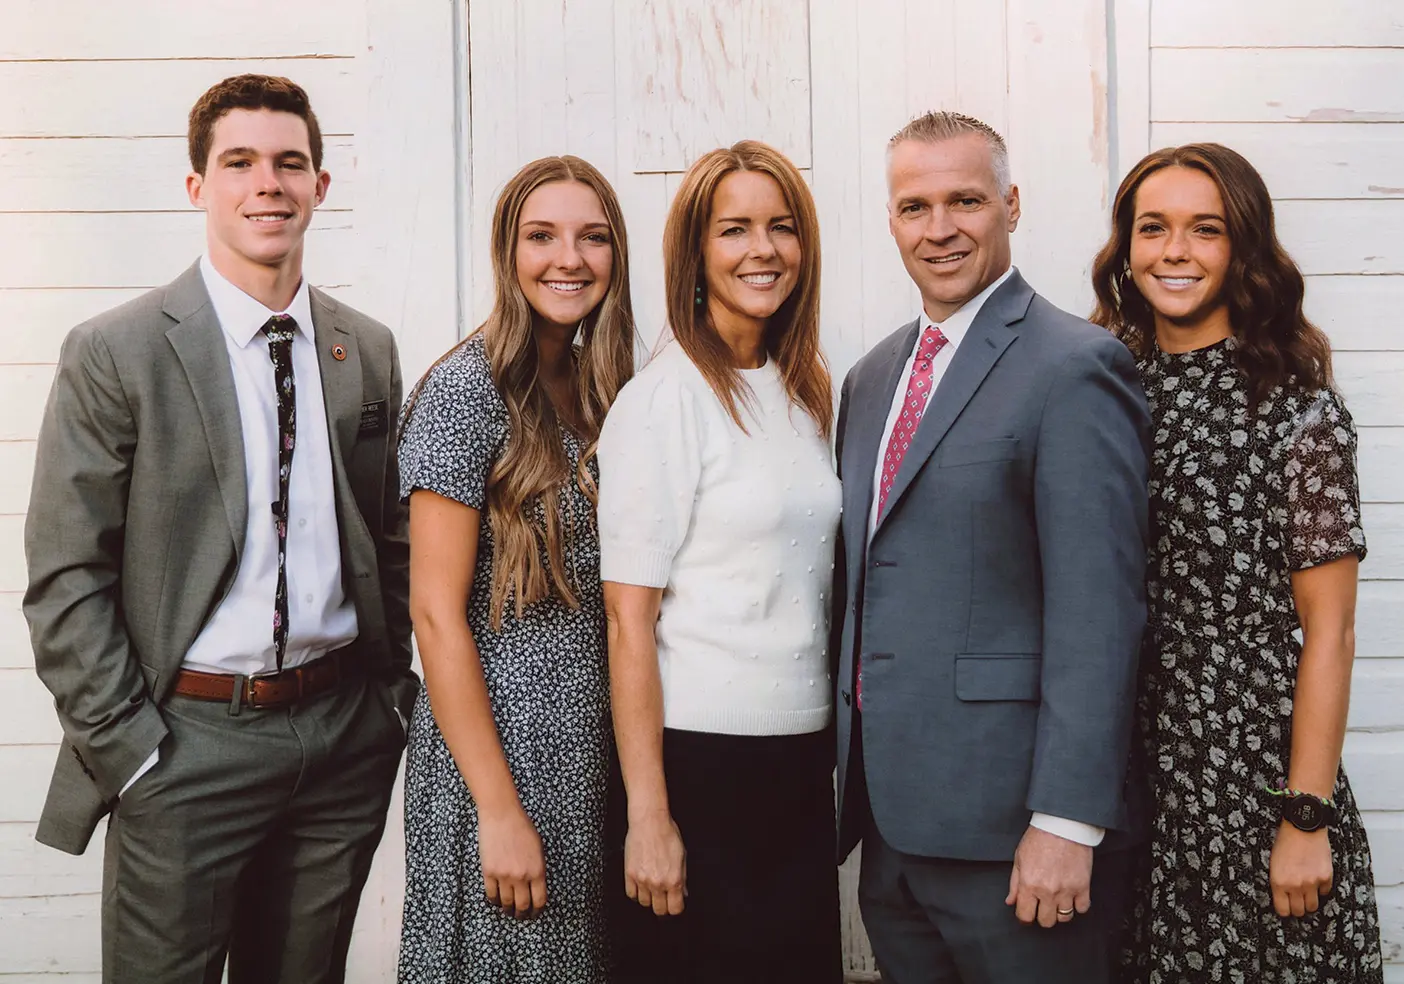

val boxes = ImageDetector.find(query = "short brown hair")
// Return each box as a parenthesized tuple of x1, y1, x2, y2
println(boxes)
(889, 111, 1011, 193)
(188, 74, 323, 175)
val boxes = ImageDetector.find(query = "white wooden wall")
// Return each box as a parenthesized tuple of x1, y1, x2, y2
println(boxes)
(1115, 2, 1404, 973)
(0, 0, 1399, 979)
(0, 0, 458, 978)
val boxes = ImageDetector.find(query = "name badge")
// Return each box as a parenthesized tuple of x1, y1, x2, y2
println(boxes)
(359, 400, 388, 437)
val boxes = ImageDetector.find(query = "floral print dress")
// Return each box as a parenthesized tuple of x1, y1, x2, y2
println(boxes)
(1121, 338, 1384, 983)
(396, 337, 611, 983)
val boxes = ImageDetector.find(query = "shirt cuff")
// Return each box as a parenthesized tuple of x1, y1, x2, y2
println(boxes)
(1029, 812, 1105, 847)
(119, 749, 160, 797)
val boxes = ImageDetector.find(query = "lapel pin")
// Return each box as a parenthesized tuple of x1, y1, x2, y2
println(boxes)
(331, 343, 347, 361)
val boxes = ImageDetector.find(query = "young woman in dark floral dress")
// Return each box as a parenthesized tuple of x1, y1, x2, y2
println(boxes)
(1091, 143, 1384, 983)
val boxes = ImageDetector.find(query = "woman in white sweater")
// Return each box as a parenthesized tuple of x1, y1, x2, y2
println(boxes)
(597, 140, 842, 982)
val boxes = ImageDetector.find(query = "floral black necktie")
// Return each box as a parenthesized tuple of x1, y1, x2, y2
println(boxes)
(261, 314, 298, 671)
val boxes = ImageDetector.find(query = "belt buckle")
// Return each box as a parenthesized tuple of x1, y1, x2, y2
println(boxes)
(243, 672, 272, 710)
(244, 667, 303, 709)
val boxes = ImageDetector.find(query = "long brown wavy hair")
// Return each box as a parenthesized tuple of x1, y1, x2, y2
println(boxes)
(662, 140, 832, 438)
(1090, 143, 1332, 404)
(409, 156, 635, 627)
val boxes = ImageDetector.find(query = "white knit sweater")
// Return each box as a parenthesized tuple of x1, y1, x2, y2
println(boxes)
(597, 342, 841, 736)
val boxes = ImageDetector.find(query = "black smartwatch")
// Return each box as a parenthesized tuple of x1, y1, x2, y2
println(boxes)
(1281, 793, 1334, 832)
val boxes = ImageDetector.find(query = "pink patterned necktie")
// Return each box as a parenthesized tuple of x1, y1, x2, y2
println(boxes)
(876, 323, 950, 519)
(858, 322, 948, 712)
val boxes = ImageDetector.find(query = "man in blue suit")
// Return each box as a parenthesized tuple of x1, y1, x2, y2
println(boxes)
(832, 111, 1150, 983)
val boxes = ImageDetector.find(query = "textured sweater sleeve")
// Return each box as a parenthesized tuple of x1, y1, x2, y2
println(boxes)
(596, 371, 704, 588)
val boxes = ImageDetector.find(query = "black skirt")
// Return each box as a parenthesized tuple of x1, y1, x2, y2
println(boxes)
(607, 727, 843, 984)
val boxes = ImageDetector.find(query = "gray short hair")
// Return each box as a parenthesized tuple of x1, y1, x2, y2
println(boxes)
(888, 111, 1011, 195)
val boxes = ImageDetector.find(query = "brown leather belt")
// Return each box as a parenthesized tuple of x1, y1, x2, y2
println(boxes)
(172, 646, 363, 710)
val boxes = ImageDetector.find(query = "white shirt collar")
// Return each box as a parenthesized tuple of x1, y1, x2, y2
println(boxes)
(918, 264, 1016, 349)
(200, 255, 314, 349)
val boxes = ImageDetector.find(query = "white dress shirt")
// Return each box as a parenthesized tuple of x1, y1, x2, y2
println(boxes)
(185, 256, 359, 675)
(121, 258, 358, 794)
(867, 266, 1104, 848)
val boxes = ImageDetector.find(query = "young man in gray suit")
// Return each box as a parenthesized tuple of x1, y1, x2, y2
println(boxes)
(832, 112, 1150, 982)
(24, 75, 414, 983)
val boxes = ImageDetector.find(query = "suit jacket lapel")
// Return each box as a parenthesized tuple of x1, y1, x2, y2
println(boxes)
(311, 289, 363, 533)
(844, 320, 920, 555)
(874, 271, 1035, 535)
(163, 262, 247, 556)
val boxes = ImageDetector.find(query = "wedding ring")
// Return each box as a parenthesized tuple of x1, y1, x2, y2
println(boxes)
(1056, 907, 1075, 916)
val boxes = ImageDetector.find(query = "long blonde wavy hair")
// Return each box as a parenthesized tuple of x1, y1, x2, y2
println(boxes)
(411, 156, 635, 627)
(662, 140, 832, 438)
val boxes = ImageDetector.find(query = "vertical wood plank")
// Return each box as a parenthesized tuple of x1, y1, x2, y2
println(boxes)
(904, 0, 958, 115)
(611, 2, 662, 359)
(1111, 0, 1152, 184)
(611, 0, 642, 186)
(954, 0, 1011, 136)
(347, 2, 461, 978)
(564, 0, 621, 179)
(621, 174, 673, 358)
(515, 0, 569, 163)
(358, 0, 461, 379)
(808, 0, 868, 383)
(467, 0, 522, 328)
(856, 0, 922, 351)
(1005, 0, 1112, 316)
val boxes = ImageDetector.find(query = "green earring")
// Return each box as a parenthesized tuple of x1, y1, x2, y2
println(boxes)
(695, 284, 703, 306)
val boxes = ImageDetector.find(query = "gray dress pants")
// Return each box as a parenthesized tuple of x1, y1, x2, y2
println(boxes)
(101, 675, 405, 984)
(859, 819, 1132, 984)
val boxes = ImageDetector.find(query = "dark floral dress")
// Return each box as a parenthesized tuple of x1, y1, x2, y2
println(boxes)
(396, 336, 610, 983)
(1121, 338, 1384, 983)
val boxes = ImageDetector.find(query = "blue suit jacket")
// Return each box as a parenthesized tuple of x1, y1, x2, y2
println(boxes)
(832, 270, 1150, 862)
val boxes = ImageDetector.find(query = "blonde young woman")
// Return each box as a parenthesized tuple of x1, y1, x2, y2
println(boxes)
(396, 156, 634, 983)
(598, 141, 843, 983)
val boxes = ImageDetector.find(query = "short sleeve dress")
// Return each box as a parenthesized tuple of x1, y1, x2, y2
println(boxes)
(395, 336, 610, 983)
(1121, 337, 1384, 983)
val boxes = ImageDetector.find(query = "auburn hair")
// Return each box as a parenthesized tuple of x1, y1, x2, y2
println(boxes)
(188, 74, 323, 175)
(662, 140, 832, 438)
(408, 156, 635, 628)
(1090, 143, 1332, 404)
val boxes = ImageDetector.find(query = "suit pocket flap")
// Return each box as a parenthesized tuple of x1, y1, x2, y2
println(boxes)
(939, 438, 1019, 467)
(955, 654, 1041, 701)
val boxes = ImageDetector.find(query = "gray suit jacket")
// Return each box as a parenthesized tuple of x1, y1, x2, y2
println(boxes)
(833, 270, 1150, 863)
(24, 262, 414, 855)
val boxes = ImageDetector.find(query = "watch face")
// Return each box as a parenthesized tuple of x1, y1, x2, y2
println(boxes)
(1287, 795, 1327, 831)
